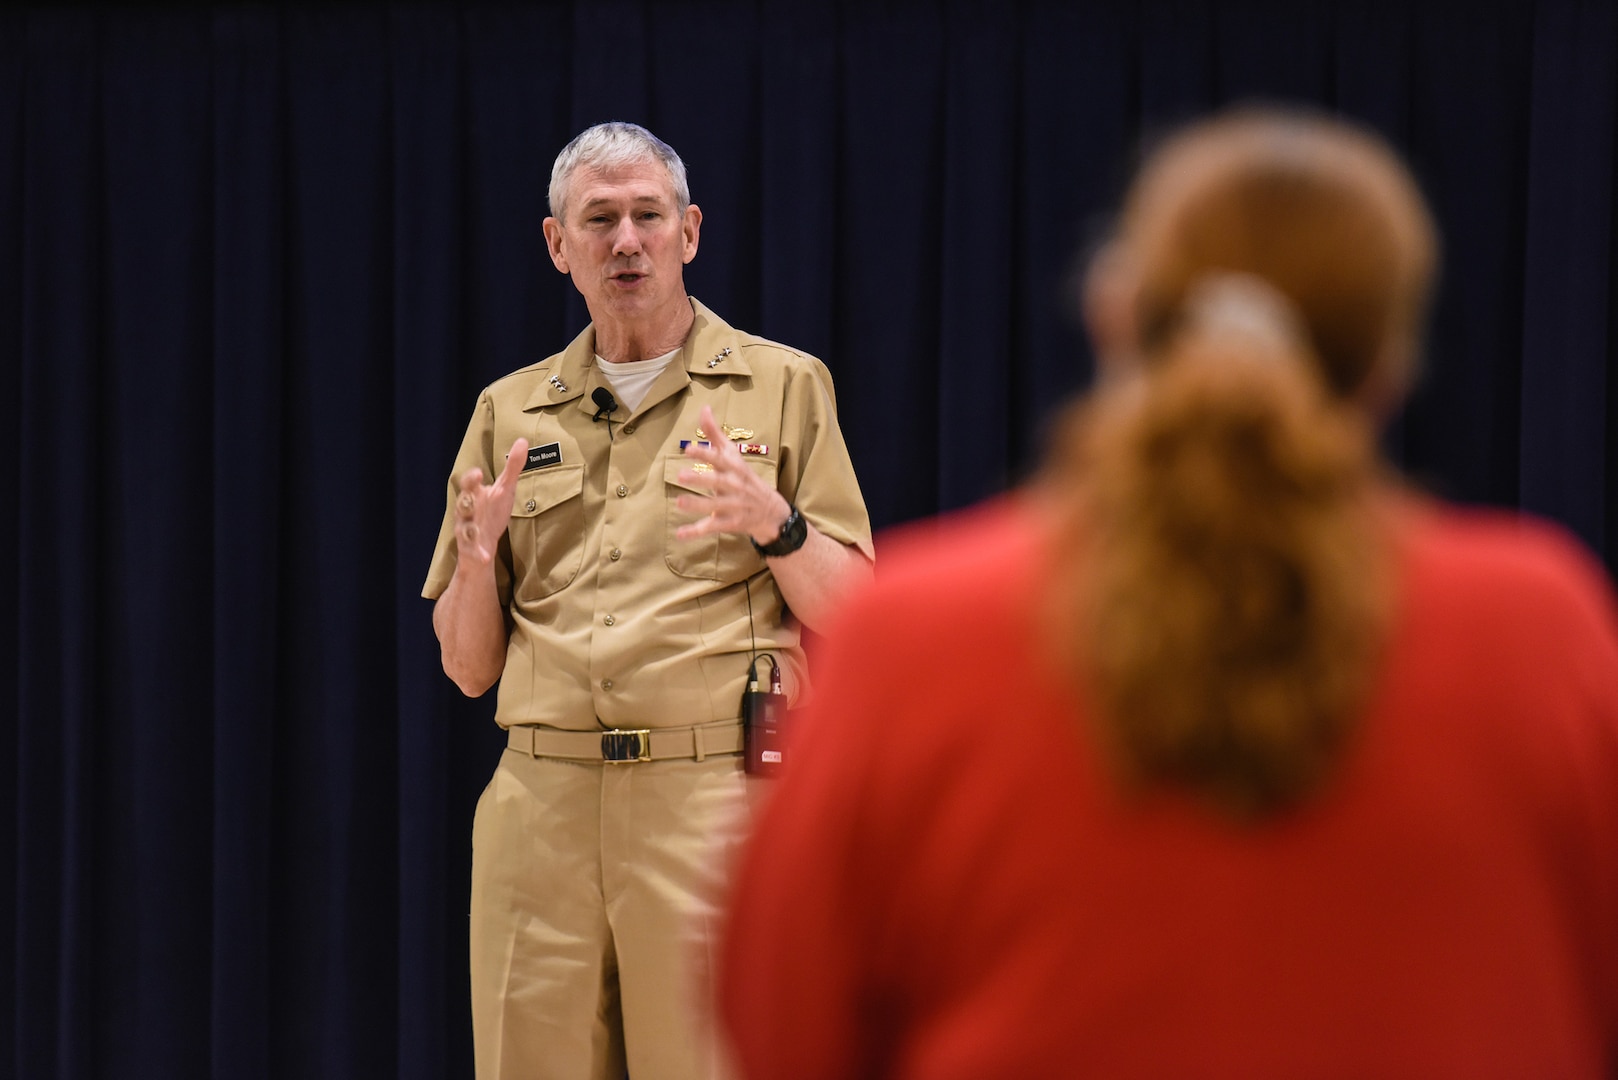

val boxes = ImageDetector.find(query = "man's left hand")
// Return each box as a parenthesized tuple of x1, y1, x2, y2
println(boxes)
(674, 404, 792, 546)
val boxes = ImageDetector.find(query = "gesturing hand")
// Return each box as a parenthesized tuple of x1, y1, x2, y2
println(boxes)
(454, 438, 530, 567)
(674, 405, 791, 546)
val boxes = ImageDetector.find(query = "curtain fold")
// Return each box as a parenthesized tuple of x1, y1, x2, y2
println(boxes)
(208, 9, 281, 1077)
(1519, 0, 1615, 555)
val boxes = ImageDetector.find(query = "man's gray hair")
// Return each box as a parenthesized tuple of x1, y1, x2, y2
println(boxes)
(548, 122, 690, 220)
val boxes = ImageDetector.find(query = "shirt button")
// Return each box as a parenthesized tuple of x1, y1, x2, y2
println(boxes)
(601, 678, 613, 691)
(616, 484, 628, 498)
(524, 499, 536, 513)
(623, 424, 636, 435)
(603, 615, 615, 626)
(609, 548, 622, 561)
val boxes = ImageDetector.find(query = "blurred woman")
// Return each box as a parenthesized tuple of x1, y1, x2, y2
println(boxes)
(717, 108, 1618, 1078)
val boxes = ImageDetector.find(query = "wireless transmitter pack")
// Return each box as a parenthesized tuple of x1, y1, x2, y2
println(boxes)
(742, 654, 787, 778)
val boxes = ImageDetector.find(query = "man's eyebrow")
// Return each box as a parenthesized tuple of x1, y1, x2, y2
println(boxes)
(580, 194, 670, 211)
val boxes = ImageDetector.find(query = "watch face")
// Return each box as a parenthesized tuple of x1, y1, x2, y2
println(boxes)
(758, 506, 808, 556)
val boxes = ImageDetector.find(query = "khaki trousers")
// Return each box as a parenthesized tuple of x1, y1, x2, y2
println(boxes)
(470, 747, 752, 1080)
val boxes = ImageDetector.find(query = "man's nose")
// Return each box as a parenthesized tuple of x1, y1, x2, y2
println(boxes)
(611, 216, 641, 256)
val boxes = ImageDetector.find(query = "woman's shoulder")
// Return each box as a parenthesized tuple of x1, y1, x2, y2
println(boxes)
(1397, 496, 1618, 626)
(877, 494, 1047, 578)
(810, 495, 1054, 684)
(1384, 498, 1618, 725)
(857, 495, 1049, 614)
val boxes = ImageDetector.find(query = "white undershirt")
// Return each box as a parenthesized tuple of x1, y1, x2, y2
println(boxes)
(595, 347, 681, 415)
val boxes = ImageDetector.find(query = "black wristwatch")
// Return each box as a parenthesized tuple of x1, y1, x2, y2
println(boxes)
(752, 505, 808, 557)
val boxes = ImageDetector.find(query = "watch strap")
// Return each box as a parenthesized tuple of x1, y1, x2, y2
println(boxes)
(752, 505, 808, 557)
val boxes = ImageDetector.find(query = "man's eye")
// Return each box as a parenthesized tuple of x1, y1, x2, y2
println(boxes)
(640, 212, 660, 221)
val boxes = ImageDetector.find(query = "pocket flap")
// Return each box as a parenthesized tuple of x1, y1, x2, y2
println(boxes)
(664, 455, 710, 496)
(663, 454, 778, 495)
(511, 464, 584, 518)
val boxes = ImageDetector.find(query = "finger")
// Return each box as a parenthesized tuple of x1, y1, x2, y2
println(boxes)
(675, 493, 712, 515)
(682, 438, 725, 467)
(683, 446, 761, 495)
(497, 438, 530, 490)
(457, 492, 476, 518)
(682, 443, 745, 488)
(697, 404, 721, 445)
(457, 467, 486, 494)
(675, 491, 745, 517)
(681, 452, 733, 486)
(677, 469, 724, 493)
(674, 514, 720, 540)
(674, 499, 746, 535)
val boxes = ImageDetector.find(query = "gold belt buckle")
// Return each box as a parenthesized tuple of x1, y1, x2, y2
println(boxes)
(601, 729, 652, 763)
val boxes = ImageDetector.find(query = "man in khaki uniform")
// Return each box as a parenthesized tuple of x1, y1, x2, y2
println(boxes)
(423, 122, 873, 1080)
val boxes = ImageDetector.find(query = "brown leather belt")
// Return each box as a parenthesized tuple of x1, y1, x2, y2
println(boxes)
(505, 720, 745, 763)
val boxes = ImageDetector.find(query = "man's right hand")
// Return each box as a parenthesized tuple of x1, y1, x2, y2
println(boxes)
(453, 438, 530, 568)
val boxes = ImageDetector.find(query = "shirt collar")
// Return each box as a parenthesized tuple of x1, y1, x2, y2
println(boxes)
(522, 296, 751, 413)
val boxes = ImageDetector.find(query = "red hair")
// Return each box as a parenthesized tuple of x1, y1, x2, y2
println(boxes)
(1048, 108, 1438, 817)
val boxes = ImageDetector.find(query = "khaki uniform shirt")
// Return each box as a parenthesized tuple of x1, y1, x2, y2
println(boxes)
(423, 299, 874, 731)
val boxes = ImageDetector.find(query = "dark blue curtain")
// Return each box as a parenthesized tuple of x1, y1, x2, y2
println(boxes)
(4, 2, 1615, 1077)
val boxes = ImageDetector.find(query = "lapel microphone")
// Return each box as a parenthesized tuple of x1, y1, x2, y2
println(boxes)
(591, 387, 619, 439)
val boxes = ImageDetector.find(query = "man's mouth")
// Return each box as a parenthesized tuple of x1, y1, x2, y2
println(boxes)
(611, 271, 645, 285)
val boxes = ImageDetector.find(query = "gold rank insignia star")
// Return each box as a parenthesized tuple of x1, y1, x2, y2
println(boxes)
(722, 424, 754, 441)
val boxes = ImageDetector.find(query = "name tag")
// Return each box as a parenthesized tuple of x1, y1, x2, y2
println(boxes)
(524, 442, 562, 470)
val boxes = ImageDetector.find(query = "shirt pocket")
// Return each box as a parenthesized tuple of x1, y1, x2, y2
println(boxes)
(508, 464, 586, 600)
(664, 455, 778, 582)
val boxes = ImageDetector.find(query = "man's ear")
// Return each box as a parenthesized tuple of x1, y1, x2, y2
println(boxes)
(681, 204, 702, 265)
(543, 217, 569, 274)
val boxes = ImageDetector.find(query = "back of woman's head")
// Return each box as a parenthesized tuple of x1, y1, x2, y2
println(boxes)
(1126, 109, 1436, 401)
(1048, 107, 1439, 819)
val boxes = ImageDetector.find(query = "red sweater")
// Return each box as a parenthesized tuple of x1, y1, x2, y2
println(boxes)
(719, 497, 1618, 1079)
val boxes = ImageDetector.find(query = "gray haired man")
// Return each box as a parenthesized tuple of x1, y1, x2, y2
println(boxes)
(423, 122, 873, 1079)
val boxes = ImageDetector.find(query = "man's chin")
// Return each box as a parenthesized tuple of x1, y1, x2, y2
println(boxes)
(595, 289, 657, 318)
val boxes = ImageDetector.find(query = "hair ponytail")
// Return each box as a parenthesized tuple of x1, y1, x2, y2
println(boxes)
(1048, 273, 1392, 818)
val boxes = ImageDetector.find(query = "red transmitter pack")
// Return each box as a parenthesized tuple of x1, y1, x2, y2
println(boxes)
(741, 655, 788, 778)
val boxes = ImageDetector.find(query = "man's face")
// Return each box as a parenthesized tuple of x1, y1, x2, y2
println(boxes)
(542, 158, 702, 326)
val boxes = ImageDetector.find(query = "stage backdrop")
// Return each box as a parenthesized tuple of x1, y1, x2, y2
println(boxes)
(3, 1, 1615, 1077)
